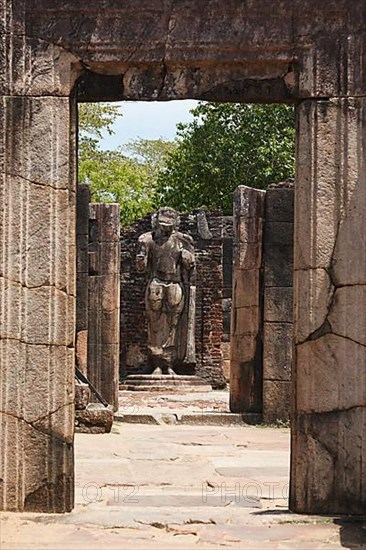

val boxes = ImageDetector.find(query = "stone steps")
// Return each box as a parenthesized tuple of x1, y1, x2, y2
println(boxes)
(120, 374, 212, 392)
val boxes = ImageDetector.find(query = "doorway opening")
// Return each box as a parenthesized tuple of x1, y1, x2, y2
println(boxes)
(75, 97, 295, 429)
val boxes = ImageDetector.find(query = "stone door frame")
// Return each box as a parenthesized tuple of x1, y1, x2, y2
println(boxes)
(1, 1, 365, 515)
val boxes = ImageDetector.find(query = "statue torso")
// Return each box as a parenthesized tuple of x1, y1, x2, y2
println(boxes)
(149, 231, 184, 282)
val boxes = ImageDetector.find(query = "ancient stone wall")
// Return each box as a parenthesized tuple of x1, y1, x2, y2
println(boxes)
(23, 1, 366, 105)
(76, 185, 91, 376)
(120, 211, 226, 389)
(221, 217, 233, 382)
(291, 98, 366, 515)
(0, 3, 79, 512)
(75, 194, 120, 429)
(230, 187, 266, 414)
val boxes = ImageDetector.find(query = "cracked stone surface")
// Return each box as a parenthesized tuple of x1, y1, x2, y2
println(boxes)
(2, 0, 366, 521)
(292, 98, 366, 515)
(230, 186, 265, 414)
(2, 423, 364, 550)
(296, 334, 366, 414)
(0, 83, 76, 513)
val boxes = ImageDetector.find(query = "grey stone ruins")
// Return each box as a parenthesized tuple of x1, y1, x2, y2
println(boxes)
(1, 0, 365, 517)
(230, 183, 294, 424)
(74, 185, 120, 433)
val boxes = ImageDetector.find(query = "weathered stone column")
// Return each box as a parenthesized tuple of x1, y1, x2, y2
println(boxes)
(76, 184, 91, 375)
(263, 186, 294, 423)
(221, 216, 234, 383)
(0, 96, 77, 512)
(0, 3, 79, 512)
(230, 186, 265, 413)
(291, 99, 366, 515)
(88, 204, 120, 411)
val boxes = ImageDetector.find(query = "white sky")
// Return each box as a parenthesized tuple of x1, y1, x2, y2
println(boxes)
(100, 100, 199, 150)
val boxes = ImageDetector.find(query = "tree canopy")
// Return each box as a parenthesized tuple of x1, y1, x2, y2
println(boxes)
(78, 103, 120, 139)
(78, 101, 295, 225)
(156, 102, 295, 214)
(78, 103, 173, 226)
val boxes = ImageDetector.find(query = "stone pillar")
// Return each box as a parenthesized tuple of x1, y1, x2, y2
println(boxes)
(221, 216, 233, 383)
(230, 186, 265, 413)
(263, 187, 294, 423)
(88, 204, 120, 411)
(291, 99, 366, 515)
(0, 96, 77, 512)
(76, 184, 91, 375)
(0, 2, 79, 511)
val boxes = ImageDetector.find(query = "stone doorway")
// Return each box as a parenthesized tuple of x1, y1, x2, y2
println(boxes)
(1, 1, 365, 517)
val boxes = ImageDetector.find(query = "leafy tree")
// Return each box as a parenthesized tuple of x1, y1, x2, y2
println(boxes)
(156, 102, 295, 214)
(78, 101, 295, 225)
(78, 103, 174, 225)
(78, 148, 155, 226)
(122, 138, 177, 176)
(78, 103, 121, 138)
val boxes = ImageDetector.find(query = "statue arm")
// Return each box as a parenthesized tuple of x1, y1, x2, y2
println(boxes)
(181, 247, 195, 270)
(180, 234, 195, 271)
(136, 234, 150, 273)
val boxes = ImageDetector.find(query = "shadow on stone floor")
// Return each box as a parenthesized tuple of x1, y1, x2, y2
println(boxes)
(251, 509, 293, 516)
(335, 518, 366, 549)
(251, 511, 366, 549)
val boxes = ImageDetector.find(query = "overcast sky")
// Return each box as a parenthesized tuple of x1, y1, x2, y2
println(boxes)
(100, 100, 199, 150)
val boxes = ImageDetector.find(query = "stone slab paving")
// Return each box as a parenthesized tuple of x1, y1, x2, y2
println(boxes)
(116, 389, 262, 425)
(118, 389, 231, 414)
(1, 424, 365, 549)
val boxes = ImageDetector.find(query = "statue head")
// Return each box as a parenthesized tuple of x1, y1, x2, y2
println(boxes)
(153, 207, 179, 235)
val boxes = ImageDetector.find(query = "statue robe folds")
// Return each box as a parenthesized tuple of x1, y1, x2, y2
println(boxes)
(136, 208, 196, 375)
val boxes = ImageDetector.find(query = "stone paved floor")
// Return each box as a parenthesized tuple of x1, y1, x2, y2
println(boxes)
(119, 388, 230, 410)
(116, 389, 233, 424)
(1, 421, 365, 549)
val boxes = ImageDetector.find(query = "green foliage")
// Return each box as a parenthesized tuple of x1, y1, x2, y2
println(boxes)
(78, 103, 174, 226)
(156, 102, 295, 214)
(78, 103, 120, 138)
(78, 148, 156, 226)
(122, 138, 177, 176)
(78, 101, 295, 226)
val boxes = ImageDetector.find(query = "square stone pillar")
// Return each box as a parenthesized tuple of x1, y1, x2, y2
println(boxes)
(263, 187, 294, 423)
(88, 203, 120, 411)
(76, 184, 91, 375)
(230, 186, 265, 413)
(0, 96, 77, 512)
(291, 98, 366, 515)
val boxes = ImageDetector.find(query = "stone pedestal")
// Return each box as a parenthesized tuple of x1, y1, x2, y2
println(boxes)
(75, 404, 114, 434)
(290, 99, 366, 515)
